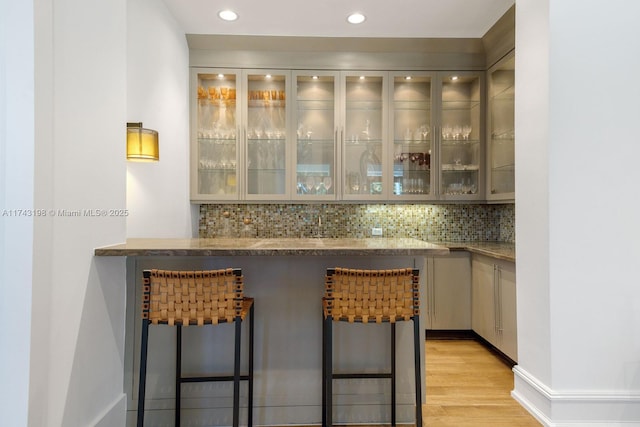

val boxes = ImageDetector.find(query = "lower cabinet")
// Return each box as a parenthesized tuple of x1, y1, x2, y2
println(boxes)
(471, 253, 517, 361)
(424, 251, 471, 330)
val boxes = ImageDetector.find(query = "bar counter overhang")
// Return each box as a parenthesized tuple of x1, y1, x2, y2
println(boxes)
(95, 238, 449, 426)
(95, 237, 451, 257)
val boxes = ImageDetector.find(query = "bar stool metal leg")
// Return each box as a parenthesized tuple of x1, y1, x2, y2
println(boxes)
(413, 315, 423, 427)
(176, 326, 182, 427)
(321, 310, 326, 427)
(324, 317, 333, 427)
(137, 318, 150, 427)
(233, 316, 242, 427)
(391, 322, 396, 427)
(248, 303, 255, 427)
(323, 316, 328, 427)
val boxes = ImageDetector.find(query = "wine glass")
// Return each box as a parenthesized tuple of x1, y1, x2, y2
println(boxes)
(420, 125, 430, 142)
(323, 176, 333, 193)
(462, 125, 472, 140)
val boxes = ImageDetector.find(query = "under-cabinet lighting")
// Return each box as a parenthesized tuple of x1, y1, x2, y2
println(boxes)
(405, 76, 412, 80)
(450, 75, 459, 81)
(347, 12, 366, 24)
(218, 10, 238, 21)
(359, 76, 365, 80)
(217, 74, 224, 79)
(265, 74, 272, 79)
(312, 76, 319, 80)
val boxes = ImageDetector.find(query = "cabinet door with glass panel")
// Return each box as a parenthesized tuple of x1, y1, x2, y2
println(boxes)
(292, 72, 339, 201)
(191, 69, 242, 201)
(244, 70, 291, 200)
(341, 72, 388, 200)
(487, 52, 515, 201)
(389, 72, 436, 200)
(437, 72, 484, 201)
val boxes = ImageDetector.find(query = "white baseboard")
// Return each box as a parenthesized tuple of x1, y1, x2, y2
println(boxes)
(91, 393, 126, 427)
(513, 366, 640, 427)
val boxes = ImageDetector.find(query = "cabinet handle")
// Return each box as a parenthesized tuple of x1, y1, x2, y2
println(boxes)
(431, 259, 436, 321)
(337, 128, 341, 196)
(242, 128, 247, 196)
(497, 267, 503, 333)
(335, 128, 339, 195)
(493, 265, 499, 334)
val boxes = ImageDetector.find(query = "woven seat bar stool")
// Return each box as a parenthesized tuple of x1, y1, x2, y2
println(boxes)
(322, 267, 422, 427)
(137, 268, 254, 427)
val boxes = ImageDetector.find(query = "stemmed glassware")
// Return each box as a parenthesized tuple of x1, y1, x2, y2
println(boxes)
(420, 125, 430, 142)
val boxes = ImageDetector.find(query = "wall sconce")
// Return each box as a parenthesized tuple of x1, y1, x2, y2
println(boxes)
(127, 122, 159, 161)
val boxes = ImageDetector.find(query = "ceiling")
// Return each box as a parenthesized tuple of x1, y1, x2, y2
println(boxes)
(162, 0, 515, 39)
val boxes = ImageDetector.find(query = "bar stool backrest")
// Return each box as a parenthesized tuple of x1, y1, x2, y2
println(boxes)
(143, 268, 246, 326)
(323, 267, 420, 324)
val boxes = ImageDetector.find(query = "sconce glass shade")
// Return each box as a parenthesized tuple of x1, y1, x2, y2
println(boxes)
(127, 122, 159, 161)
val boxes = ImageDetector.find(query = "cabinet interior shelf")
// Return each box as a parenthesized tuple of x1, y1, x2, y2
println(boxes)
(344, 139, 383, 146)
(394, 139, 432, 144)
(394, 169, 431, 174)
(393, 101, 432, 110)
(248, 138, 287, 142)
(491, 136, 514, 142)
(441, 100, 481, 110)
(297, 138, 334, 145)
(441, 165, 480, 171)
(441, 139, 480, 145)
(197, 99, 237, 106)
(345, 101, 383, 109)
(247, 100, 286, 108)
(297, 100, 335, 110)
(199, 168, 236, 172)
(198, 138, 237, 143)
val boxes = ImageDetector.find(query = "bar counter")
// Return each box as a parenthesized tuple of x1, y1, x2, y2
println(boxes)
(95, 238, 448, 426)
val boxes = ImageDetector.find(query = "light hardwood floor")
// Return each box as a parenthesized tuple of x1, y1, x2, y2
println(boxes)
(424, 339, 541, 426)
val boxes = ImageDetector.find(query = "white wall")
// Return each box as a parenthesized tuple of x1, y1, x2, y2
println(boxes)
(126, 0, 193, 238)
(0, 0, 189, 425)
(513, 0, 640, 424)
(0, 1, 35, 426)
(513, 0, 552, 386)
(27, 0, 128, 425)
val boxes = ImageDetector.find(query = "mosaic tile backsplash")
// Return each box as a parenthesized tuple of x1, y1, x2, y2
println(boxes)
(199, 203, 515, 242)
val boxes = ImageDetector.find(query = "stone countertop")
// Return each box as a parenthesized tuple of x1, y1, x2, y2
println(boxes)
(439, 241, 515, 262)
(94, 237, 450, 257)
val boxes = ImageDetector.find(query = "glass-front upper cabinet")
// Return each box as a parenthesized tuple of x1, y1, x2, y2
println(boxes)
(437, 72, 484, 200)
(191, 70, 241, 201)
(342, 72, 388, 200)
(389, 72, 435, 200)
(245, 70, 290, 200)
(487, 52, 515, 201)
(292, 72, 339, 200)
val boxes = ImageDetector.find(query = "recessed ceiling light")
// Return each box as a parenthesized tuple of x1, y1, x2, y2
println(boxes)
(218, 10, 238, 21)
(347, 12, 366, 24)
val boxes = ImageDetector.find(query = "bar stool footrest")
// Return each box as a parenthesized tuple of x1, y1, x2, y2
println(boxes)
(332, 373, 393, 380)
(180, 375, 251, 383)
